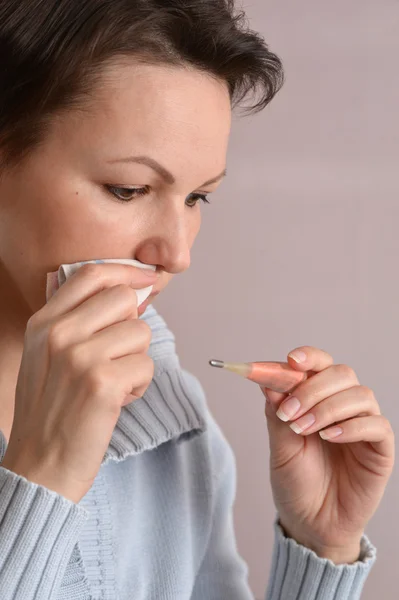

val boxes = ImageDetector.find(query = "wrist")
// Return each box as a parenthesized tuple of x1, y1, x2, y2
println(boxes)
(1, 455, 83, 504)
(313, 544, 362, 565)
(278, 519, 362, 565)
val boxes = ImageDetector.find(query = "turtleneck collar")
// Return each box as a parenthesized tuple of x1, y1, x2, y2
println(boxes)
(0, 304, 208, 465)
(102, 303, 207, 464)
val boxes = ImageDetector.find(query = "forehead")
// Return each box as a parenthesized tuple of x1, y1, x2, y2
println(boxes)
(79, 60, 232, 160)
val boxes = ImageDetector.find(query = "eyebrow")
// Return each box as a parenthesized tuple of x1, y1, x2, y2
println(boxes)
(106, 155, 227, 188)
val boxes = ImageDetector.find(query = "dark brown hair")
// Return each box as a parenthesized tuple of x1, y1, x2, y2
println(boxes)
(0, 0, 284, 171)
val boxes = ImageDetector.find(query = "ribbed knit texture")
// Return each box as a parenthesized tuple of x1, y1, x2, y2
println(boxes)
(0, 304, 377, 599)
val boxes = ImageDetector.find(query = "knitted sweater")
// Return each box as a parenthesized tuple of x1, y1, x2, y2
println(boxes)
(0, 304, 376, 599)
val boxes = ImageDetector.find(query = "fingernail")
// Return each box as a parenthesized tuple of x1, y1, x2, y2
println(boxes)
(276, 396, 301, 421)
(319, 426, 343, 440)
(288, 350, 307, 363)
(289, 413, 316, 434)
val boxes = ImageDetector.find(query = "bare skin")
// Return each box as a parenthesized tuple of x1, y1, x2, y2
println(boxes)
(0, 269, 30, 442)
(0, 60, 231, 443)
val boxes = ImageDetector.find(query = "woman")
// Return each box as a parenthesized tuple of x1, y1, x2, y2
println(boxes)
(0, 1, 394, 599)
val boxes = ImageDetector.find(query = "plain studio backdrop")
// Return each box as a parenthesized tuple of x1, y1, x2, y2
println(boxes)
(152, 1, 399, 599)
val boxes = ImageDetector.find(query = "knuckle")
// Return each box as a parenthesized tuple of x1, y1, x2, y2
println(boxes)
(357, 385, 375, 402)
(354, 419, 368, 436)
(381, 416, 394, 437)
(85, 364, 109, 394)
(80, 263, 103, 279)
(324, 401, 337, 421)
(47, 321, 68, 352)
(64, 343, 89, 373)
(26, 313, 41, 332)
(137, 320, 152, 345)
(334, 363, 356, 380)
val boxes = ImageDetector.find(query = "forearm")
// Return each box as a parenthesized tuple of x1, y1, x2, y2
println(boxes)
(1, 453, 83, 504)
(0, 466, 90, 600)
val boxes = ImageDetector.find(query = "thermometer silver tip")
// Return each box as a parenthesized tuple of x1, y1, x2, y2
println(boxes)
(209, 359, 225, 368)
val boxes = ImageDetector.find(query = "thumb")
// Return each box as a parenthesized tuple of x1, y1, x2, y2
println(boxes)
(261, 386, 304, 461)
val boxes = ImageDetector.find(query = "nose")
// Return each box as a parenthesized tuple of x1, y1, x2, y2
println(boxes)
(136, 198, 196, 275)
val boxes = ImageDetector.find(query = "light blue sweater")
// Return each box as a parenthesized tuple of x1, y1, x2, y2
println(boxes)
(0, 304, 376, 599)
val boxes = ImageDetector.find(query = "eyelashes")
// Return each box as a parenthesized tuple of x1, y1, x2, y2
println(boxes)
(105, 185, 211, 208)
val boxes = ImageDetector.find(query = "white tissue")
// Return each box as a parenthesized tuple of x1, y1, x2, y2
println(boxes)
(45, 258, 156, 306)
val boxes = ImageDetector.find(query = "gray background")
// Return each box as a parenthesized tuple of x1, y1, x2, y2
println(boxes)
(153, 1, 399, 598)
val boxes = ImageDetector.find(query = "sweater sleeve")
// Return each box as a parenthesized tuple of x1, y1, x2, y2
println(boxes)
(265, 514, 377, 600)
(0, 465, 91, 600)
(190, 407, 377, 600)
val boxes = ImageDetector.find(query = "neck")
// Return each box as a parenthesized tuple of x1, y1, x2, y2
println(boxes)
(0, 260, 32, 341)
(0, 261, 32, 440)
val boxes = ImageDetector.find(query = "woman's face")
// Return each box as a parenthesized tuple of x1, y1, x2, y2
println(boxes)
(0, 60, 231, 317)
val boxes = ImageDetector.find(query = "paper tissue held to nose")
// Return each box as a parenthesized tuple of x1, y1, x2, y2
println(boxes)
(45, 258, 156, 305)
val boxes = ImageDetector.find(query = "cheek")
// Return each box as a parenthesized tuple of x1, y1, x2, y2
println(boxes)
(189, 211, 202, 243)
(38, 186, 131, 253)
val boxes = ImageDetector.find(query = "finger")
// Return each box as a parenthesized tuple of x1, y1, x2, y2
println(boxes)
(287, 346, 334, 373)
(275, 365, 360, 423)
(260, 385, 288, 408)
(318, 415, 394, 458)
(42, 262, 157, 319)
(261, 344, 334, 408)
(260, 368, 312, 405)
(287, 385, 380, 436)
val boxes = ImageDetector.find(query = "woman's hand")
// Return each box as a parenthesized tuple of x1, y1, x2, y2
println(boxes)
(260, 346, 395, 564)
(2, 263, 157, 504)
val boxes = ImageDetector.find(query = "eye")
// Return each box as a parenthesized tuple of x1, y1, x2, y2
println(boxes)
(185, 193, 211, 208)
(105, 185, 211, 208)
(105, 185, 149, 202)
